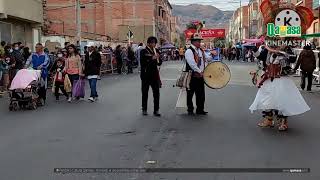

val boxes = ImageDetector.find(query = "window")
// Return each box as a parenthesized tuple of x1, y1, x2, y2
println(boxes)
(314, 22, 319, 34)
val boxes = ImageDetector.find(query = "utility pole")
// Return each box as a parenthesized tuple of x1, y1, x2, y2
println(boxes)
(239, 0, 242, 42)
(76, 0, 81, 48)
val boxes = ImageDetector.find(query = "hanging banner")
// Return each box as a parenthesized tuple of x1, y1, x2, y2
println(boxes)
(184, 29, 225, 39)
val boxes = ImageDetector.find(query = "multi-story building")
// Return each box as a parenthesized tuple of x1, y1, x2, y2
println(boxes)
(256, 0, 279, 37)
(44, 0, 173, 45)
(0, 0, 43, 50)
(248, 0, 259, 38)
(170, 16, 182, 46)
(227, 5, 249, 44)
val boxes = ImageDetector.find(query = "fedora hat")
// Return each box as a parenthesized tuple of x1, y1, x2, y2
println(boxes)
(190, 33, 203, 41)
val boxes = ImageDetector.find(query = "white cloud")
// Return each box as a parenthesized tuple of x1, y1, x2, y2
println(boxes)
(169, 0, 250, 11)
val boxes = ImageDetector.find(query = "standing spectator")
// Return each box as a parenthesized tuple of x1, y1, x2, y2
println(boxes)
(2, 46, 13, 88)
(140, 36, 162, 116)
(50, 50, 65, 74)
(25, 43, 50, 104)
(0, 41, 5, 57)
(11, 43, 24, 72)
(135, 43, 143, 73)
(3, 45, 16, 86)
(115, 45, 122, 74)
(294, 44, 316, 91)
(135, 43, 144, 72)
(121, 47, 128, 74)
(64, 44, 83, 102)
(179, 47, 185, 60)
(0, 54, 9, 92)
(231, 47, 236, 60)
(127, 46, 135, 74)
(62, 48, 68, 58)
(236, 48, 241, 60)
(84, 43, 102, 102)
(53, 58, 69, 101)
(22, 47, 31, 63)
(84, 46, 88, 54)
(64, 42, 70, 49)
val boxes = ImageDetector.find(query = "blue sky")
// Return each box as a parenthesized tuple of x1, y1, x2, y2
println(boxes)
(168, 0, 250, 11)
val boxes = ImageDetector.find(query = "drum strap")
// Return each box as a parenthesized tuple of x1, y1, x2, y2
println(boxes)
(189, 47, 205, 68)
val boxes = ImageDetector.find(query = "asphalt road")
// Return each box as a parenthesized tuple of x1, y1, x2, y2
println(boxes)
(0, 61, 319, 180)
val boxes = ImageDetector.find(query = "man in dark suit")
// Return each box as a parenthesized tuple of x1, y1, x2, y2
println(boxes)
(84, 43, 102, 102)
(140, 36, 162, 116)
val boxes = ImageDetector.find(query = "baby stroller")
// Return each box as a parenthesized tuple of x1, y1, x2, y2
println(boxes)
(9, 69, 43, 111)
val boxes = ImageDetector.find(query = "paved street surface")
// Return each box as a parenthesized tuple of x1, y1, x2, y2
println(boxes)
(0, 61, 320, 180)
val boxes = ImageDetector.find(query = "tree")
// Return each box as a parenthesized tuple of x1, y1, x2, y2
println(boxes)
(213, 38, 226, 48)
(179, 33, 186, 47)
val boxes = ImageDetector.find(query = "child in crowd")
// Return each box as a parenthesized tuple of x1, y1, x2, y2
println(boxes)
(54, 58, 69, 101)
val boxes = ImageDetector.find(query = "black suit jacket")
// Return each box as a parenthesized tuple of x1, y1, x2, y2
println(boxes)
(84, 51, 102, 76)
(140, 47, 162, 81)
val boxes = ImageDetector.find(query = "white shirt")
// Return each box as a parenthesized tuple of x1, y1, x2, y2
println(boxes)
(185, 45, 209, 73)
(88, 75, 98, 79)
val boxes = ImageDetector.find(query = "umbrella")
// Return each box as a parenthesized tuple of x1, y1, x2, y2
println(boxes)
(161, 43, 176, 49)
(242, 42, 256, 47)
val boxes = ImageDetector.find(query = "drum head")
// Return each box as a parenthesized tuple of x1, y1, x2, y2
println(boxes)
(203, 62, 231, 89)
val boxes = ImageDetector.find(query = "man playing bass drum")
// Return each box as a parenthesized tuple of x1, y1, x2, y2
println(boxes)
(185, 33, 212, 115)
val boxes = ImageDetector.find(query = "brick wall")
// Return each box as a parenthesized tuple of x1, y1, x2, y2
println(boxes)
(45, 0, 174, 43)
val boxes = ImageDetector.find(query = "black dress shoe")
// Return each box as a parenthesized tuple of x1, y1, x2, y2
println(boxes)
(196, 111, 208, 115)
(153, 111, 161, 117)
(142, 110, 148, 116)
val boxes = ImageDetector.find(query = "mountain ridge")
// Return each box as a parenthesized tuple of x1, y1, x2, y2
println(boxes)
(172, 4, 233, 31)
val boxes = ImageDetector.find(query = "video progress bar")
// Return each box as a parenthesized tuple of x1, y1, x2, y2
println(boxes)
(54, 168, 310, 174)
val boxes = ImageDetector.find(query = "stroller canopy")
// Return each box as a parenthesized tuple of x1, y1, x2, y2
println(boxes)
(10, 69, 41, 90)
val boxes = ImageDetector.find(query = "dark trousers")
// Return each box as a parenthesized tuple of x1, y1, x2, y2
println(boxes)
(127, 61, 133, 73)
(301, 71, 313, 91)
(187, 77, 205, 113)
(141, 80, 160, 112)
(55, 81, 68, 99)
(68, 74, 80, 86)
(38, 86, 47, 101)
(117, 60, 123, 74)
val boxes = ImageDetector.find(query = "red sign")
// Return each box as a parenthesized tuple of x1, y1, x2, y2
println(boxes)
(184, 29, 225, 39)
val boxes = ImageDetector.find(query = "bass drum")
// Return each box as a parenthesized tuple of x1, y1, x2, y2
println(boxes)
(203, 62, 231, 89)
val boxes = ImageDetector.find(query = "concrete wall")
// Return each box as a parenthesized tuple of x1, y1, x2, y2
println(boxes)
(0, 18, 41, 50)
(0, 0, 43, 23)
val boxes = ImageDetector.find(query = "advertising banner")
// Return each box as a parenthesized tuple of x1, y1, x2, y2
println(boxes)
(184, 29, 225, 39)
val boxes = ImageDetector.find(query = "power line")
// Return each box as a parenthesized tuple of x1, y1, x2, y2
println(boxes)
(46, 1, 135, 17)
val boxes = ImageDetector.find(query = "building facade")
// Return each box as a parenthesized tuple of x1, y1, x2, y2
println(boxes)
(227, 5, 249, 44)
(44, 0, 173, 45)
(248, 0, 259, 38)
(0, 0, 43, 50)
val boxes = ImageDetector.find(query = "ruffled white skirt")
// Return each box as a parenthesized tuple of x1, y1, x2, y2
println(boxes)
(249, 77, 310, 116)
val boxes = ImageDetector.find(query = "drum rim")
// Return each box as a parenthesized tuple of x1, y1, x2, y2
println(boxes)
(203, 62, 231, 89)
